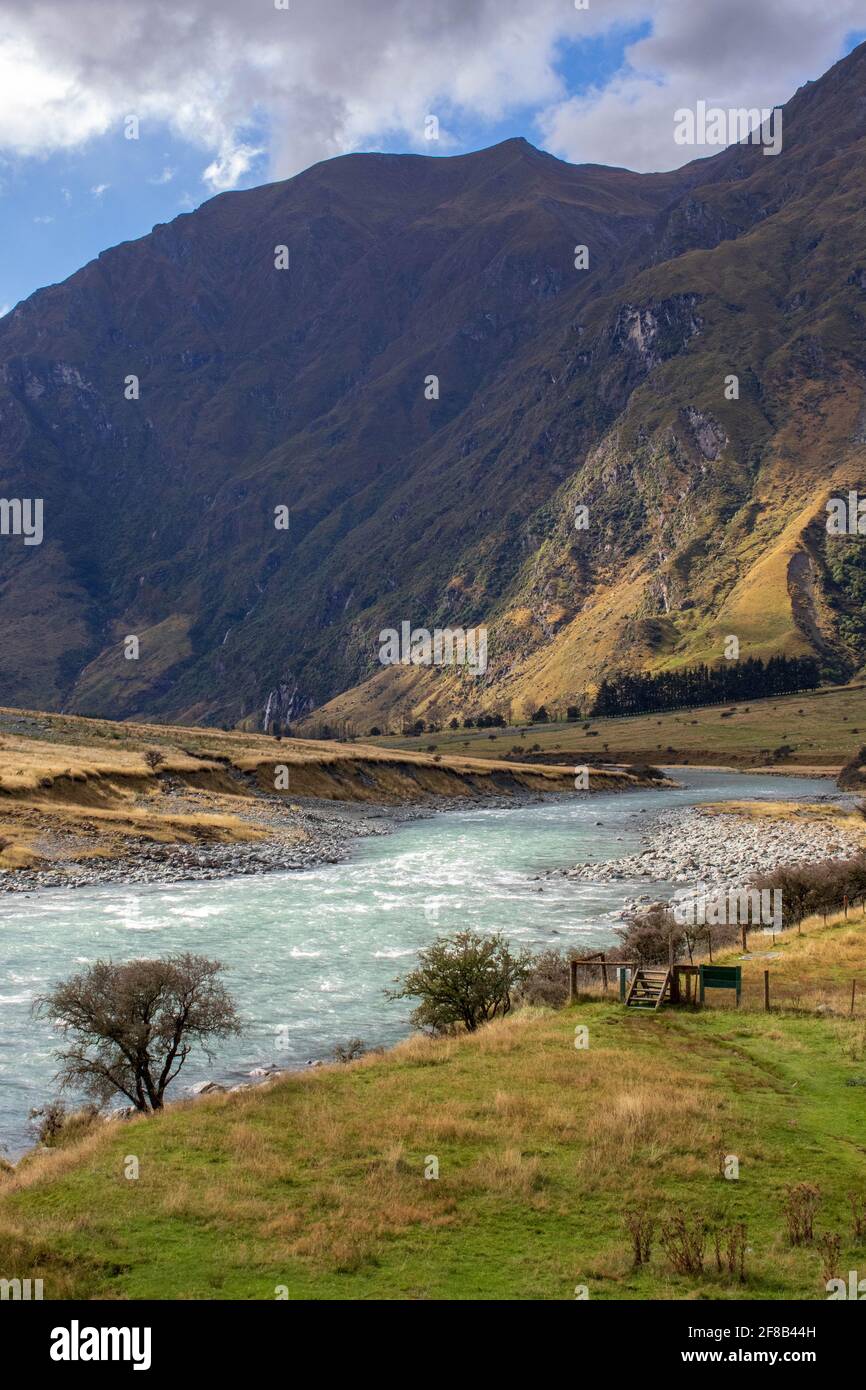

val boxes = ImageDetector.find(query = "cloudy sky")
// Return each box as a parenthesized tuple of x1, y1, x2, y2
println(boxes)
(0, 0, 864, 312)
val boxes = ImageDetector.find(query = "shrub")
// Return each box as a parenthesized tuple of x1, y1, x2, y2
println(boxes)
(660, 1214, 706, 1276)
(515, 949, 570, 1008)
(784, 1182, 820, 1245)
(28, 1099, 101, 1147)
(616, 903, 683, 965)
(624, 1206, 655, 1267)
(753, 854, 866, 928)
(387, 931, 532, 1034)
(712, 1222, 747, 1283)
(818, 1233, 841, 1284)
(143, 748, 165, 771)
(849, 1190, 866, 1240)
(332, 1039, 366, 1064)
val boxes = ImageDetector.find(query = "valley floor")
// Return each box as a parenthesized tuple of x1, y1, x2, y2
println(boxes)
(364, 682, 866, 769)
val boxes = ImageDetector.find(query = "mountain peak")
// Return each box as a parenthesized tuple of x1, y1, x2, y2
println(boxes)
(1, 46, 865, 727)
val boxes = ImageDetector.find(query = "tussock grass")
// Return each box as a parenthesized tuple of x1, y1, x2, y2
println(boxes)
(2, 903, 865, 1299)
(1, 1000, 864, 1297)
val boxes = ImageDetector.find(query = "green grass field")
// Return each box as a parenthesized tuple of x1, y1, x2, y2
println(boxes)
(2, 910, 865, 1300)
(366, 683, 866, 768)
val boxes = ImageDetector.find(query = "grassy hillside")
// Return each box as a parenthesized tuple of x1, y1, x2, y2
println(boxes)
(362, 683, 866, 768)
(1, 907, 864, 1300)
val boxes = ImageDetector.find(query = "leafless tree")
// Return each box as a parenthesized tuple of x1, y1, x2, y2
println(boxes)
(34, 954, 242, 1112)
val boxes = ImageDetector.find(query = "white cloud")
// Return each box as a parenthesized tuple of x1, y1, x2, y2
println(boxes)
(202, 143, 262, 192)
(539, 0, 866, 170)
(0, 0, 596, 186)
(33, 214, 54, 223)
(0, 303, 10, 316)
(0, 0, 860, 187)
(0, 33, 112, 155)
(148, 166, 176, 184)
(90, 183, 110, 197)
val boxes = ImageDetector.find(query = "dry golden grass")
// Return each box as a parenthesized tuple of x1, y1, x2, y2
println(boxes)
(736, 912, 866, 1013)
(0, 703, 662, 875)
(702, 798, 866, 842)
(467, 1147, 546, 1196)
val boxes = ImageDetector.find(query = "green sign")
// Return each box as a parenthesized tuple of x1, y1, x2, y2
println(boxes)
(699, 964, 742, 1005)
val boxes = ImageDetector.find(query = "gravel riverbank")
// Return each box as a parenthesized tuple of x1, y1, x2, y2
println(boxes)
(546, 801, 863, 897)
(0, 788, 574, 894)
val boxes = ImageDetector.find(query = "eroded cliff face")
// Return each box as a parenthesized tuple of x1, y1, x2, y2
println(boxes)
(2, 44, 866, 731)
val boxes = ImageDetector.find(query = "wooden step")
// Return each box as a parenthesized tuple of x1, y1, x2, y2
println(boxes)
(625, 966, 673, 1010)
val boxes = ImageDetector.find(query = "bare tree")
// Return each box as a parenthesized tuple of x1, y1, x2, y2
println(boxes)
(143, 748, 165, 771)
(35, 954, 242, 1112)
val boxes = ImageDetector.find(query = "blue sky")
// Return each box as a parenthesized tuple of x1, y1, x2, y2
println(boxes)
(0, 5, 863, 316)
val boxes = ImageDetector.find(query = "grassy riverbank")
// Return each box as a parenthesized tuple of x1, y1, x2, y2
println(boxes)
(0, 706, 654, 882)
(1, 906, 864, 1300)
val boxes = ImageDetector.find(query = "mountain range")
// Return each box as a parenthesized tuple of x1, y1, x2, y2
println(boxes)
(1, 42, 866, 731)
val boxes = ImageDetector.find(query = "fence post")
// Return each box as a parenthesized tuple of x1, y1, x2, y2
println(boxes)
(764, 969, 770, 1013)
(569, 960, 578, 1004)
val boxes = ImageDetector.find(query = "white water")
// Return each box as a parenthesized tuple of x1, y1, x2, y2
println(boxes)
(0, 769, 826, 1157)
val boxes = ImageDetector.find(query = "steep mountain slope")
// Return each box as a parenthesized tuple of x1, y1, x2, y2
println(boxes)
(1, 44, 865, 731)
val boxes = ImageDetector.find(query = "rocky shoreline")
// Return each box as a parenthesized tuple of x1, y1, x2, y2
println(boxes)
(0, 797, 428, 894)
(0, 787, 577, 895)
(545, 801, 863, 903)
